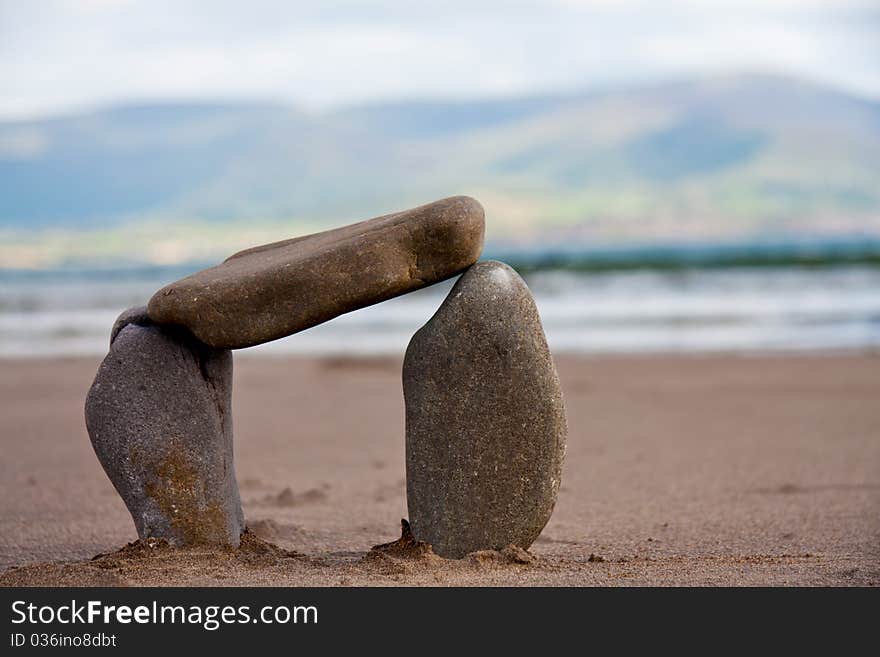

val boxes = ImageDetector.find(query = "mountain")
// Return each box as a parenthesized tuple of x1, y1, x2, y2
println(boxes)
(1, 74, 879, 253)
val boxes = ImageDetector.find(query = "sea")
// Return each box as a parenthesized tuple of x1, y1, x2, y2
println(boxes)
(2, 239, 880, 358)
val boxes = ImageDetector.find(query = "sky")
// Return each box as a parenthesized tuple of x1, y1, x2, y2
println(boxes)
(1, 0, 879, 120)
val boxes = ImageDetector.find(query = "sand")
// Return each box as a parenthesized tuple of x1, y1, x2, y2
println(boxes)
(1, 353, 878, 586)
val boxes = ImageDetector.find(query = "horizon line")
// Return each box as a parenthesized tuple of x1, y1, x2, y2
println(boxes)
(2, 69, 878, 124)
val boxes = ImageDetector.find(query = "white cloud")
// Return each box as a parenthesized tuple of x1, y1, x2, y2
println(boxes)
(0, 0, 877, 119)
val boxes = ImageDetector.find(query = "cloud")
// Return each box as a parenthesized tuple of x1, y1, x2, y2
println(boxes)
(1, 0, 877, 119)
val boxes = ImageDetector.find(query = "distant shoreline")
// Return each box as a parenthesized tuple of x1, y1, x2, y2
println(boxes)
(489, 236, 880, 272)
(3, 235, 880, 275)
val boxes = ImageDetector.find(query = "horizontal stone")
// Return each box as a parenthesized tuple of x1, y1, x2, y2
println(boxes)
(147, 196, 485, 349)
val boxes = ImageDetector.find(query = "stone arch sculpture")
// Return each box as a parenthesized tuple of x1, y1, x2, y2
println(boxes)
(85, 196, 567, 558)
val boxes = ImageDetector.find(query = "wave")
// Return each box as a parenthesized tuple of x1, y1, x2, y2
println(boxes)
(2, 257, 880, 356)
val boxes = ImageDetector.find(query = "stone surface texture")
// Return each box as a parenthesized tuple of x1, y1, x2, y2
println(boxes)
(85, 307, 244, 546)
(403, 260, 567, 558)
(147, 195, 485, 349)
(109, 305, 152, 345)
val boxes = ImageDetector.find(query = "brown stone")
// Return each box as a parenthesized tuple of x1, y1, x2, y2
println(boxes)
(147, 196, 485, 349)
(85, 307, 244, 546)
(403, 260, 567, 558)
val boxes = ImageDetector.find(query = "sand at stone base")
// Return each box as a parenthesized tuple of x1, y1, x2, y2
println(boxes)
(1, 354, 878, 586)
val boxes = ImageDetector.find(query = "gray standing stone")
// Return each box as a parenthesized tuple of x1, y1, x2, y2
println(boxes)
(404, 261, 567, 558)
(85, 307, 244, 546)
(147, 195, 485, 349)
(109, 305, 152, 345)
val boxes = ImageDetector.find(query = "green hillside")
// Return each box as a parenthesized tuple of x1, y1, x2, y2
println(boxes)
(1, 74, 879, 266)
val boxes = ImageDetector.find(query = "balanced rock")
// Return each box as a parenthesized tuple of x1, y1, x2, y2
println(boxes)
(403, 261, 567, 558)
(109, 305, 152, 345)
(147, 195, 485, 349)
(85, 307, 244, 546)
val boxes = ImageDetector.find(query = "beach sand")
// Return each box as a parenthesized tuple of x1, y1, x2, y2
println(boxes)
(1, 353, 878, 586)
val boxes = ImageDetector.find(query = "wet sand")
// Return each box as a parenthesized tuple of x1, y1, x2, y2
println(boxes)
(1, 353, 878, 586)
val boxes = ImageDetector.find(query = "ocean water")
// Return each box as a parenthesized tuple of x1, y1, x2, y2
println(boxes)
(2, 262, 879, 357)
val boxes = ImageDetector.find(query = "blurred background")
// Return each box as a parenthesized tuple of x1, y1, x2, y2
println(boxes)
(1, 0, 879, 357)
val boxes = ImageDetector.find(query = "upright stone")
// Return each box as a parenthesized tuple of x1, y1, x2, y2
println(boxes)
(109, 305, 152, 345)
(404, 261, 567, 558)
(85, 307, 244, 546)
(147, 196, 485, 349)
